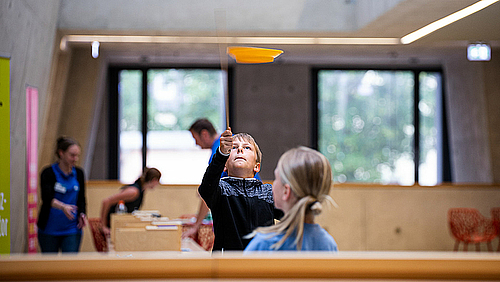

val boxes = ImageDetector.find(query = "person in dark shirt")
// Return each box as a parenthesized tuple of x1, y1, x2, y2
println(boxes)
(184, 118, 263, 239)
(99, 167, 161, 237)
(198, 128, 282, 251)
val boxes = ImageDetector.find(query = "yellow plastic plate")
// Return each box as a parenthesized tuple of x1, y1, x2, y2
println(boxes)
(227, 46, 283, 64)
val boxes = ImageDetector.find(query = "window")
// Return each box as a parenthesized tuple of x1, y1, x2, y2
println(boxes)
(316, 69, 449, 185)
(116, 69, 143, 184)
(110, 68, 226, 184)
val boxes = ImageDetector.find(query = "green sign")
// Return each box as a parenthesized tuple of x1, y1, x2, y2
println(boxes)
(0, 57, 10, 254)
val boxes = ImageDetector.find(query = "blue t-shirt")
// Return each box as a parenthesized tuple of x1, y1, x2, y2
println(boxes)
(209, 136, 221, 164)
(39, 164, 81, 236)
(244, 223, 338, 252)
(211, 136, 261, 180)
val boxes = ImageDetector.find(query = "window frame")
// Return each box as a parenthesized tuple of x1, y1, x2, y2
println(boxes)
(107, 65, 232, 180)
(312, 66, 452, 184)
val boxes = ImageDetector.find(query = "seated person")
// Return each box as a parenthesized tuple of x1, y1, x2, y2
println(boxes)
(244, 147, 338, 252)
(100, 167, 161, 237)
(198, 128, 282, 251)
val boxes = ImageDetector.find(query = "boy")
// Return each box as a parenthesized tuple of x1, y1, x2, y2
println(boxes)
(198, 128, 281, 251)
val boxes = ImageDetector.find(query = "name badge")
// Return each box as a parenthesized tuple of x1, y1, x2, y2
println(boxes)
(54, 182, 66, 194)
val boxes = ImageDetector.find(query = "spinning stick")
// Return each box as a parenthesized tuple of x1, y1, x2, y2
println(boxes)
(215, 10, 230, 129)
(215, 10, 284, 129)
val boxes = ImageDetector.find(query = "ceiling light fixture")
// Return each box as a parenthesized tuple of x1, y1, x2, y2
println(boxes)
(59, 35, 400, 51)
(91, 41, 99, 58)
(400, 0, 499, 44)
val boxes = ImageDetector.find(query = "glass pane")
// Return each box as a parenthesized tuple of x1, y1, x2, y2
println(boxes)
(418, 72, 441, 186)
(318, 70, 414, 185)
(118, 70, 143, 184)
(146, 69, 225, 184)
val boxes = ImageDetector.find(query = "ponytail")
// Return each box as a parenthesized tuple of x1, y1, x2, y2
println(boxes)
(246, 147, 336, 250)
(139, 167, 161, 184)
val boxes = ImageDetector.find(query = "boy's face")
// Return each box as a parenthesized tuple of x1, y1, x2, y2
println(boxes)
(225, 138, 260, 178)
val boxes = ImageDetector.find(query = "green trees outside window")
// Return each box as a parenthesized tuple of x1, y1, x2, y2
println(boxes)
(318, 70, 442, 185)
(117, 68, 225, 184)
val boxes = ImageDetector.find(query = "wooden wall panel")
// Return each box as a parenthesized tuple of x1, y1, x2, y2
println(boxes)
(81, 182, 500, 252)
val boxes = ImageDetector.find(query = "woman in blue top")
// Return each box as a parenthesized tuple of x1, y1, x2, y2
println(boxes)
(245, 146, 338, 252)
(38, 136, 87, 253)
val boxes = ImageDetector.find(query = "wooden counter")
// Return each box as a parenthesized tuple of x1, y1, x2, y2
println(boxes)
(1, 252, 499, 281)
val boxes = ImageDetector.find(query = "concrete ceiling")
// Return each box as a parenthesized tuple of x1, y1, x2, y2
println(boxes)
(57, 0, 500, 62)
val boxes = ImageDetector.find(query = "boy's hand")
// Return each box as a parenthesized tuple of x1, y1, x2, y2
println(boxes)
(220, 127, 233, 155)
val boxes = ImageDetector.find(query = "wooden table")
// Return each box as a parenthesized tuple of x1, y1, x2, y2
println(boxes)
(111, 214, 181, 252)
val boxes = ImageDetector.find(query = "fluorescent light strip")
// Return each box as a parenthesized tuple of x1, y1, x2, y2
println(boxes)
(400, 0, 499, 44)
(60, 35, 400, 50)
(317, 38, 400, 45)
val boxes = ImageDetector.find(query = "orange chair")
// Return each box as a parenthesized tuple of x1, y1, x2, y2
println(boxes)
(448, 208, 497, 252)
(197, 223, 214, 251)
(491, 208, 500, 252)
(180, 214, 214, 251)
(88, 218, 108, 252)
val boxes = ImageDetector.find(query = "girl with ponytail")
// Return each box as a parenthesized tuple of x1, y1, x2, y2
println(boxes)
(244, 146, 338, 251)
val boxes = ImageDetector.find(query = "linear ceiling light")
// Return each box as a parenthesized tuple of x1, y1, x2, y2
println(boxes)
(59, 35, 400, 50)
(400, 0, 499, 44)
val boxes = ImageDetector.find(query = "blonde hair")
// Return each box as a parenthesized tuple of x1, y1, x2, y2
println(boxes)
(233, 133, 262, 164)
(249, 146, 335, 250)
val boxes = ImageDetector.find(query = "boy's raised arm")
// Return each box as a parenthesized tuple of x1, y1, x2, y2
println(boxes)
(198, 128, 232, 208)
